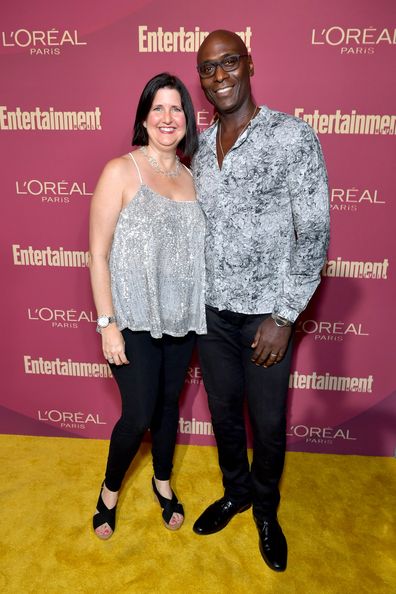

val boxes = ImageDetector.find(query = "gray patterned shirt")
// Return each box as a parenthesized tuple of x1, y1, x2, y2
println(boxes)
(192, 105, 330, 322)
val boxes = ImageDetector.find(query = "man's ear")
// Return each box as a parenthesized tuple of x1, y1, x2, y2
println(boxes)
(248, 55, 254, 77)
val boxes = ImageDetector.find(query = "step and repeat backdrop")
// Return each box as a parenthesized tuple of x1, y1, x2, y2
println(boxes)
(1, 0, 395, 455)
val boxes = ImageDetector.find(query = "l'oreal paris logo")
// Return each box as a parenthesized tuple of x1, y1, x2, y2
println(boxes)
(28, 307, 96, 329)
(287, 425, 357, 442)
(2, 29, 86, 55)
(38, 410, 106, 429)
(330, 188, 385, 212)
(185, 365, 202, 385)
(296, 320, 369, 341)
(311, 27, 396, 54)
(16, 180, 92, 204)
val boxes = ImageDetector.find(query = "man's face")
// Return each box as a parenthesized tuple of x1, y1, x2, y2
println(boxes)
(197, 32, 253, 115)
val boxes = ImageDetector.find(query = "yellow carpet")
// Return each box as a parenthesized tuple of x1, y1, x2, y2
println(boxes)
(1, 434, 395, 594)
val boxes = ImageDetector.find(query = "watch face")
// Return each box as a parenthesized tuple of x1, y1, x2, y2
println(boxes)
(272, 315, 289, 327)
(97, 316, 109, 328)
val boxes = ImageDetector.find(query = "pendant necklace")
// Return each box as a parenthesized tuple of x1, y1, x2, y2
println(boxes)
(140, 145, 181, 177)
(218, 105, 259, 159)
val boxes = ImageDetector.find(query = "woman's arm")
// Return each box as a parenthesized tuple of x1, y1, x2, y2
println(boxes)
(89, 159, 130, 365)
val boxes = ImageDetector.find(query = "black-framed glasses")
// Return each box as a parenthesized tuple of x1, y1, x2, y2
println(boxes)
(197, 54, 249, 79)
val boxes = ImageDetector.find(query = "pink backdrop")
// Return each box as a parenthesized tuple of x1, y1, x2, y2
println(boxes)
(1, 0, 395, 455)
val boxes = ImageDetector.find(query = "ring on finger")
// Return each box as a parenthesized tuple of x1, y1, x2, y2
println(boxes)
(270, 353, 277, 358)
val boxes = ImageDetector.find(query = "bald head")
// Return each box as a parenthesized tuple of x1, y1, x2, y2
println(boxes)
(195, 29, 254, 116)
(197, 30, 248, 64)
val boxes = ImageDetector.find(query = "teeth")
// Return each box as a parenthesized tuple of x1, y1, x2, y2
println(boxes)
(159, 127, 175, 132)
(216, 87, 232, 95)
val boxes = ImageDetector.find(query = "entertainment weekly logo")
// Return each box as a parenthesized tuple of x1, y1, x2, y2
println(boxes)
(1, 29, 86, 55)
(138, 26, 252, 52)
(13, 244, 89, 268)
(15, 179, 93, 205)
(330, 187, 385, 213)
(321, 257, 389, 279)
(178, 417, 214, 436)
(27, 307, 96, 330)
(289, 371, 374, 394)
(24, 355, 112, 378)
(294, 108, 396, 135)
(37, 410, 106, 431)
(287, 424, 357, 445)
(311, 26, 396, 55)
(295, 319, 369, 342)
(0, 106, 102, 131)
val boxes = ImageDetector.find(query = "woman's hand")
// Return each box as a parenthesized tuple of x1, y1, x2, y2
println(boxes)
(101, 325, 129, 366)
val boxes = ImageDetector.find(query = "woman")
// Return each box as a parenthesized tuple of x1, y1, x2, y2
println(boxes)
(89, 73, 206, 539)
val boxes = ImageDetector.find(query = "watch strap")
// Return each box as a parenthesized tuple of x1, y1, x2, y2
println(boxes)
(271, 313, 292, 327)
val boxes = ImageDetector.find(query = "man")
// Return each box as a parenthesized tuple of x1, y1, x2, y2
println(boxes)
(192, 30, 329, 572)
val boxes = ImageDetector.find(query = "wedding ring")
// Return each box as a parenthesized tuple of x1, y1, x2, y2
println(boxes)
(108, 357, 114, 363)
(270, 353, 277, 358)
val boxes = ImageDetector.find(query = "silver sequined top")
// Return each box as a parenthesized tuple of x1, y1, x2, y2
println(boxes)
(192, 106, 330, 322)
(109, 154, 206, 339)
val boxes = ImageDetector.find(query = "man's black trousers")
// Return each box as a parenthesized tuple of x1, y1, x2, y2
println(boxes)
(198, 305, 293, 521)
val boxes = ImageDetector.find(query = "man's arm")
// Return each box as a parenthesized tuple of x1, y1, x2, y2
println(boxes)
(273, 122, 330, 322)
(251, 122, 329, 367)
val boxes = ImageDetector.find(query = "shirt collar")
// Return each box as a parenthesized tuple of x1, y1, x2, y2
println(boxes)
(206, 105, 269, 155)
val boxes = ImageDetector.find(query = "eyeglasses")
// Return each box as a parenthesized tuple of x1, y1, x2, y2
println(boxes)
(197, 54, 249, 79)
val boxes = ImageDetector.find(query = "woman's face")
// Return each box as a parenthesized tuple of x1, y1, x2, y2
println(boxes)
(144, 87, 186, 152)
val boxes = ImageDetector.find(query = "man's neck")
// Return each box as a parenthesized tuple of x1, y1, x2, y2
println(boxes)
(218, 99, 257, 135)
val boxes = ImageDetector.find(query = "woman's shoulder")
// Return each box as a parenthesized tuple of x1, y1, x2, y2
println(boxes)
(105, 153, 131, 171)
(100, 152, 139, 182)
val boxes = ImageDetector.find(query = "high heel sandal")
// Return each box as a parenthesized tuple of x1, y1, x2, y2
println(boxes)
(151, 477, 184, 531)
(93, 482, 117, 540)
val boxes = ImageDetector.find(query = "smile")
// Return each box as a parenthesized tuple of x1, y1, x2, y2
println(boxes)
(215, 86, 233, 95)
(158, 127, 176, 133)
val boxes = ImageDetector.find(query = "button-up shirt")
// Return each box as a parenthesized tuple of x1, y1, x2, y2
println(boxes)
(192, 105, 330, 322)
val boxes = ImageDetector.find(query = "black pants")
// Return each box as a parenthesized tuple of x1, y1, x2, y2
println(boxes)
(198, 306, 293, 521)
(104, 329, 195, 492)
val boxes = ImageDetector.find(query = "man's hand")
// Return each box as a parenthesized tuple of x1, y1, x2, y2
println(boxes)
(251, 317, 292, 367)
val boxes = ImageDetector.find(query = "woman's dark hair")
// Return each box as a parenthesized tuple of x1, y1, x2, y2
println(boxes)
(132, 72, 198, 158)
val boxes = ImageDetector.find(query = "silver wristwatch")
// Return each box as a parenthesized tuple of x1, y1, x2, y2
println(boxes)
(271, 313, 292, 327)
(96, 315, 116, 333)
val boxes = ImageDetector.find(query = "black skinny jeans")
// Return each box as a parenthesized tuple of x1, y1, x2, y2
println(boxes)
(104, 329, 195, 492)
(198, 306, 293, 521)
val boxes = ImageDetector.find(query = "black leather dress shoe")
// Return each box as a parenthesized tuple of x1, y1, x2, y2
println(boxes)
(193, 497, 251, 535)
(255, 517, 287, 572)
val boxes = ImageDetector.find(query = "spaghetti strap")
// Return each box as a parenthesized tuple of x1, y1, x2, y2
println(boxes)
(128, 152, 143, 185)
(182, 163, 193, 177)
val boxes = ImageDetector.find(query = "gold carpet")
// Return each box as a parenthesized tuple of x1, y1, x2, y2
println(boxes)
(1, 434, 395, 594)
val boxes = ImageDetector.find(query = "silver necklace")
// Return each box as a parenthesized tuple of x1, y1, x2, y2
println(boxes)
(140, 145, 181, 177)
(218, 105, 258, 159)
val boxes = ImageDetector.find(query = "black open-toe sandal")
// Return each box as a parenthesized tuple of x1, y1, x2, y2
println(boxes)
(152, 477, 184, 531)
(93, 482, 117, 540)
